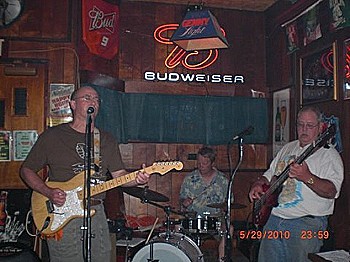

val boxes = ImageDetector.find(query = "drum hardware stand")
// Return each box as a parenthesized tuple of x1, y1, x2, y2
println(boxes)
(140, 198, 180, 240)
(147, 243, 159, 262)
(192, 233, 202, 247)
(223, 136, 245, 262)
(139, 199, 178, 262)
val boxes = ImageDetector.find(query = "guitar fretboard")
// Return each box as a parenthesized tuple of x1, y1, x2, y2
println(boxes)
(77, 169, 145, 199)
(76, 162, 183, 199)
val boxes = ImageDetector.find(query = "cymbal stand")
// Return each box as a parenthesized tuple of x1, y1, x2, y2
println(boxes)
(223, 137, 244, 262)
(140, 197, 183, 241)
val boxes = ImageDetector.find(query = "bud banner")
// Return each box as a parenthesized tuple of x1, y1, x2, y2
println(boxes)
(82, 0, 119, 60)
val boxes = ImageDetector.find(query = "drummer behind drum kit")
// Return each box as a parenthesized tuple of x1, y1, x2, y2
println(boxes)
(121, 186, 246, 262)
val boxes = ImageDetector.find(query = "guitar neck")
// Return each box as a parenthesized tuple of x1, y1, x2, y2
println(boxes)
(77, 166, 153, 199)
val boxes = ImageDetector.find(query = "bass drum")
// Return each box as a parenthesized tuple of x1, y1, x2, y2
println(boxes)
(132, 232, 204, 262)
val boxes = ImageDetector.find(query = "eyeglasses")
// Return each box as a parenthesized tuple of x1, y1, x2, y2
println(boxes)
(73, 95, 101, 103)
(296, 122, 319, 129)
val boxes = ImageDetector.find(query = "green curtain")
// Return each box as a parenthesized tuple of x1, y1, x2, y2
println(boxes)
(94, 85, 268, 145)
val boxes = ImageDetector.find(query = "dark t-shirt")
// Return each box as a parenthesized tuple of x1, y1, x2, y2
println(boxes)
(22, 123, 125, 183)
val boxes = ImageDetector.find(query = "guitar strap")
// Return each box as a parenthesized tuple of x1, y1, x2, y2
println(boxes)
(93, 128, 101, 175)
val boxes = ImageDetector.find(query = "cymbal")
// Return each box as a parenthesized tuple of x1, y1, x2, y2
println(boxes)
(122, 186, 169, 202)
(207, 202, 247, 210)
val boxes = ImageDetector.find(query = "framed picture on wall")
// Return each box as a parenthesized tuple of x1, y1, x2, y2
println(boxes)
(343, 39, 350, 100)
(273, 88, 290, 157)
(13, 130, 38, 161)
(300, 42, 337, 105)
(0, 131, 12, 161)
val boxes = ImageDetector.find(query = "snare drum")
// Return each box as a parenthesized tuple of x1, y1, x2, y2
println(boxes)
(181, 215, 221, 234)
(131, 232, 204, 262)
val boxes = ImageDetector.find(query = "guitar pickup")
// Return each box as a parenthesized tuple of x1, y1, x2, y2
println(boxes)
(46, 200, 54, 213)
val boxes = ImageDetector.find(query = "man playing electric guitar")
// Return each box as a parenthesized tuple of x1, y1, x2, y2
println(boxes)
(20, 85, 150, 262)
(249, 106, 344, 262)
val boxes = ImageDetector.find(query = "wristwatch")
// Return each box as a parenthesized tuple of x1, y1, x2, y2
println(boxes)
(306, 176, 314, 185)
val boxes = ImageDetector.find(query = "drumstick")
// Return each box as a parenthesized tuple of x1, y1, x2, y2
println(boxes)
(145, 217, 159, 244)
(191, 185, 211, 201)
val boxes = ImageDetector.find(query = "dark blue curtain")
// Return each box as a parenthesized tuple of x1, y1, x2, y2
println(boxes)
(94, 85, 269, 145)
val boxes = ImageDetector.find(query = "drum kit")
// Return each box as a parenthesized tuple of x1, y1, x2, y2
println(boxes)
(121, 186, 246, 262)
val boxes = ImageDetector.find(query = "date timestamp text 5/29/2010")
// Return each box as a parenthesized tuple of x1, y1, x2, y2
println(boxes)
(239, 230, 330, 240)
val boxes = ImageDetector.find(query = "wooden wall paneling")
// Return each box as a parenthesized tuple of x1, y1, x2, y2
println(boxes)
(63, 49, 78, 84)
(41, 0, 70, 39)
(266, 27, 293, 92)
(231, 171, 259, 222)
(0, 66, 46, 188)
(48, 48, 66, 83)
(153, 4, 178, 74)
(254, 144, 269, 169)
(229, 12, 266, 96)
(176, 144, 200, 171)
(119, 3, 147, 80)
(119, 143, 134, 167)
(132, 143, 148, 167)
(134, 5, 158, 80)
(18, 1, 43, 37)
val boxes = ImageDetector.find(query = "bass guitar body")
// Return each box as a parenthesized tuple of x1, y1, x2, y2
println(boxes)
(253, 183, 279, 227)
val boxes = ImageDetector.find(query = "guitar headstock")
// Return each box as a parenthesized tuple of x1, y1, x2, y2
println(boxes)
(149, 161, 184, 175)
(315, 123, 336, 148)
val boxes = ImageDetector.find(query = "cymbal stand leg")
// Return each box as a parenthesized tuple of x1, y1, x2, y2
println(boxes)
(164, 206, 171, 240)
(195, 234, 201, 247)
(124, 240, 129, 262)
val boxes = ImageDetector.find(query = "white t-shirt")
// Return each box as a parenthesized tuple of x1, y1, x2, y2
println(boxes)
(263, 140, 344, 219)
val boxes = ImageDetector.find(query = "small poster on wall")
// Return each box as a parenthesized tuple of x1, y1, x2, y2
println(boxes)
(49, 83, 75, 127)
(49, 83, 74, 117)
(13, 130, 38, 161)
(273, 88, 290, 157)
(0, 131, 12, 162)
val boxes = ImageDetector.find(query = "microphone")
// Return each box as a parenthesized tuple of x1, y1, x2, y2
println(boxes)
(232, 126, 254, 140)
(87, 107, 95, 114)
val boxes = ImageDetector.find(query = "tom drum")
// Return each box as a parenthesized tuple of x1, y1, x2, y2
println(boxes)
(181, 215, 221, 234)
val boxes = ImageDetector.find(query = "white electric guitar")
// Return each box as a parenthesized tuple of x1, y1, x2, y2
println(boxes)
(31, 161, 183, 235)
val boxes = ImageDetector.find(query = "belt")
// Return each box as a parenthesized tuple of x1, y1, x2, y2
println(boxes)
(303, 215, 315, 219)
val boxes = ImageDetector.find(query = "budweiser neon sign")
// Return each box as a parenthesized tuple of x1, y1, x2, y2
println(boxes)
(153, 24, 219, 70)
(148, 24, 244, 84)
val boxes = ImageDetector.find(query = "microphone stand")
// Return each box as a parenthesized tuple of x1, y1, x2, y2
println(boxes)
(83, 113, 93, 262)
(223, 137, 244, 262)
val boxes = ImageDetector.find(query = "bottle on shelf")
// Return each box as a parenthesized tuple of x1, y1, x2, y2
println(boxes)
(275, 101, 282, 142)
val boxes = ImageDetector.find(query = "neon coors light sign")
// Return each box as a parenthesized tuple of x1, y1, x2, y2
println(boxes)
(144, 24, 245, 85)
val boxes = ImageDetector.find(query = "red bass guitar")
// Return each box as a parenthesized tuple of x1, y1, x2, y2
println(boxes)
(252, 124, 336, 227)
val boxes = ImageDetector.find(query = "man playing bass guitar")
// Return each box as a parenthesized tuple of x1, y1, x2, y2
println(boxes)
(249, 106, 344, 262)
